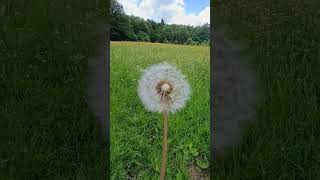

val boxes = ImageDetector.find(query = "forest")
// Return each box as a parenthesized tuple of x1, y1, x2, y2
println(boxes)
(110, 0, 210, 45)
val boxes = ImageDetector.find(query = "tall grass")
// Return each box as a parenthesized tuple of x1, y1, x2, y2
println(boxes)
(212, 1, 320, 179)
(0, 0, 108, 179)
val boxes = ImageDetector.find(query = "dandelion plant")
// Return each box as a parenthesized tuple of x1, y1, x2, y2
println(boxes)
(138, 63, 191, 179)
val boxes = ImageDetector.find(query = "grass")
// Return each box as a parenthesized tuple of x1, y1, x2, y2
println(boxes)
(212, 1, 320, 179)
(0, 0, 108, 179)
(110, 41, 210, 179)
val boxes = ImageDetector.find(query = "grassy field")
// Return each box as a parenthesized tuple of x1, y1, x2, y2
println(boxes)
(110, 41, 210, 179)
(0, 1, 108, 179)
(212, 1, 320, 179)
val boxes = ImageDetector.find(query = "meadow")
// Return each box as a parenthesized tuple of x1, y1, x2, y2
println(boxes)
(110, 42, 210, 179)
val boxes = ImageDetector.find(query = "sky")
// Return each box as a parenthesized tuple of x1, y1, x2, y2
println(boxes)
(117, 0, 210, 26)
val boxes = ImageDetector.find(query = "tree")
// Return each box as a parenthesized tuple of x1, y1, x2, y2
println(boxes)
(137, 31, 150, 42)
(162, 25, 173, 42)
(149, 19, 161, 42)
(163, 38, 169, 44)
(110, 0, 132, 40)
(138, 20, 150, 35)
(186, 38, 195, 45)
(111, 0, 125, 15)
(197, 23, 210, 42)
(150, 33, 160, 42)
(161, 18, 165, 25)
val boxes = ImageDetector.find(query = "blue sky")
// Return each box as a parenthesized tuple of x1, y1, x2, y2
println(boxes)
(117, 0, 210, 26)
(184, 0, 209, 14)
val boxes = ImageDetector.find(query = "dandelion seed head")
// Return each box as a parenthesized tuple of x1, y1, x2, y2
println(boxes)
(138, 63, 191, 114)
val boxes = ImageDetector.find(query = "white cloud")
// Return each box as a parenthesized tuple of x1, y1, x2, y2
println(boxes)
(117, 0, 210, 26)
(170, 6, 210, 26)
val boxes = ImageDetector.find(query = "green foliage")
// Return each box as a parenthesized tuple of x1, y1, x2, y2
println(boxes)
(196, 157, 209, 169)
(163, 38, 169, 44)
(161, 18, 165, 25)
(111, 14, 131, 40)
(186, 38, 195, 45)
(111, 0, 125, 14)
(137, 31, 150, 42)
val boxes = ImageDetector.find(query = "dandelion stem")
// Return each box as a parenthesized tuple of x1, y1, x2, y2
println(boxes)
(160, 111, 168, 180)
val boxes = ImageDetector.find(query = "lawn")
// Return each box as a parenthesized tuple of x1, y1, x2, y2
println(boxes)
(0, 0, 108, 179)
(212, 1, 320, 179)
(110, 41, 210, 179)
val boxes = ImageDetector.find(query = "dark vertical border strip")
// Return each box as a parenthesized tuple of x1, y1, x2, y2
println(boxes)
(106, 0, 110, 178)
(210, 0, 223, 170)
(210, 0, 214, 168)
(106, 0, 110, 151)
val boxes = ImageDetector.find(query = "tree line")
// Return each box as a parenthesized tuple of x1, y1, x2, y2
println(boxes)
(110, 0, 210, 45)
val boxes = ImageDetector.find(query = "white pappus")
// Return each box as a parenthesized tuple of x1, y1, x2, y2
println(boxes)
(138, 63, 191, 113)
